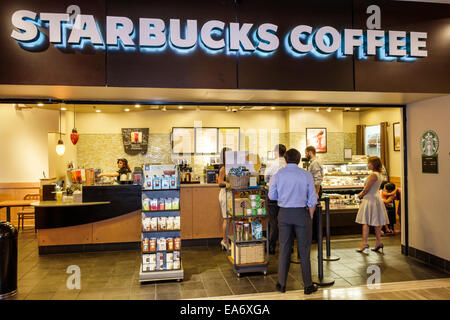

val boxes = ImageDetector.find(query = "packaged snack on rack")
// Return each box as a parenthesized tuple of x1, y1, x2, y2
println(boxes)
(145, 176, 152, 189)
(173, 260, 180, 270)
(172, 197, 180, 210)
(165, 198, 172, 210)
(251, 219, 263, 240)
(256, 208, 267, 216)
(158, 217, 167, 230)
(174, 216, 181, 230)
(142, 198, 150, 211)
(142, 264, 151, 272)
(156, 252, 164, 270)
(149, 238, 157, 252)
(169, 176, 177, 189)
(150, 198, 158, 211)
(174, 237, 181, 250)
(235, 222, 243, 241)
(173, 250, 180, 261)
(243, 223, 251, 241)
(249, 194, 261, 201)
(153, 176, 162, 190)
(166, 216, 174, 230)
(166, 237, 174, 251)
(142, 254, 151, 264)
(245, 209, 253, 217)
(150, 217, 158, 231)
(158, 237, 167, 251)
(250, 200, 261, 209)
(142, 238, 149, 252)
(142, 218, 151, 231)
(149, 263, 156, 271)
(149, 253, 156, 264)
(162, 176, 170, 189)
(166, 258, 173, 270)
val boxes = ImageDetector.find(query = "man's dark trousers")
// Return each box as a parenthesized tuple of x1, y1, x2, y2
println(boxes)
(278, 207, 313, 288)
(268, 200, 280, 251)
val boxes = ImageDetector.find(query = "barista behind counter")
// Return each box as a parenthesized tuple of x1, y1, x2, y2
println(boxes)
(97, 158, 131, 184)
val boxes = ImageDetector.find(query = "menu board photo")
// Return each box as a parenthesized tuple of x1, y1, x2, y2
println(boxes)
(218, 128, 240, 152)
(172, 128, 195, 154)
(195, 128, 218, 154)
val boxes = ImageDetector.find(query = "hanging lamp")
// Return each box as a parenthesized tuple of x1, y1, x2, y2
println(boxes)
(70, 105, 79, 145)
(56, 107, 65, 156)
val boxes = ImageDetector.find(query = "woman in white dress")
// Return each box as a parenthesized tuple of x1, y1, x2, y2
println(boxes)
(355, 156, 389, 253)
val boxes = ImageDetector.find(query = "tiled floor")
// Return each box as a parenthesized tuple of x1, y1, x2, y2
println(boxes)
(7, 230, 449, 300)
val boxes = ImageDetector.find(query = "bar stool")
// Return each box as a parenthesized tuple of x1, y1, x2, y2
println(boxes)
(17, 194, 40, 232)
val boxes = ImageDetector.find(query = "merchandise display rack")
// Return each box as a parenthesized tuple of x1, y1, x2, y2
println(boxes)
(226, 187, 269, 277)
(139, 165, 184, 283)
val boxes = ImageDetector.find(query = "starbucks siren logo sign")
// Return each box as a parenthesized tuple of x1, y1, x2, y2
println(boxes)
(421, 130, 439, 156)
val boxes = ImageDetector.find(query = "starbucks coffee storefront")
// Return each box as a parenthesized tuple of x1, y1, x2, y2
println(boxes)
(1, 0, 449, 273)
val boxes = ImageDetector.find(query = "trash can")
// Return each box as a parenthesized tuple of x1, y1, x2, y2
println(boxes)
(0, 222, 18, 299)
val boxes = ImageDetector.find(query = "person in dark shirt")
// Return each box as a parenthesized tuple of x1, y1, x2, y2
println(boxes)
(97, 158, 131, 183)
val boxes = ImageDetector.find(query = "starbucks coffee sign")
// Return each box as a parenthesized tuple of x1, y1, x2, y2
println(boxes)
(421, 130, 439, 174)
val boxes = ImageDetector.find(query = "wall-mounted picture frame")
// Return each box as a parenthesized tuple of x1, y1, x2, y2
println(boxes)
(393, 122, 401, 151)
(344, 148, 353, 160)
(306, 128, 327, 153)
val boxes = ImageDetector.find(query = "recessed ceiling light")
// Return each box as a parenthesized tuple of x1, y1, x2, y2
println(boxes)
(327, 107, 332, 112)
(161, 106, 167, 112)
(196, 106, 200, 112)
(345, 107, 351, 111)
(60, 107, 67, 111)
(355, 107, 361, 111)
(178, 106, 183, 109)
(124, 108, 130, 112)
(135, 104, 141, 108)
(226, 107, 231, 112)
(37, 103, 44, 107)
(271, 107, 276, 110)
(96, 110, 101, 113)
(315, 108, 320, 112)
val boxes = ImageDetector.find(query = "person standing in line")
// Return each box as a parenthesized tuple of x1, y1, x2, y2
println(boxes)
(218, 147, 232, 250)
(305, 146, 323, 243)
(264, 144, 287, 254)
(355, 156, 389, 253)
(269, 149, 318, 295)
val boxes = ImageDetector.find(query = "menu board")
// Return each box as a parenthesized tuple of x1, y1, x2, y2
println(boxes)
(195, 128, 218, 154)
(121, 128, 149, 155)
(172, 128, 195, 154)
(218, 128, 240, 152)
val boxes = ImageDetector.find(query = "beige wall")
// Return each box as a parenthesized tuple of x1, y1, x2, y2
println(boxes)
(0, 104, 58, 182)
(359, 108, 402, 178)
(406, 95, 450, 261)
(75, 109, 288, 134)
(288, 109, 343, 132)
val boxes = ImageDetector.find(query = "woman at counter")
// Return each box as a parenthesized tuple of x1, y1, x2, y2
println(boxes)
(97, 158, 131, 184)
(219, 147, 231, 250)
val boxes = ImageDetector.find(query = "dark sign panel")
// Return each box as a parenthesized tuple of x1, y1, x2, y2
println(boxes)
(122, 128, 149, 155)
(422, 156, 438, 174)
(353, 0, 450, 93)
(0, 0, 106, 86)
(236, 0, 354, 91)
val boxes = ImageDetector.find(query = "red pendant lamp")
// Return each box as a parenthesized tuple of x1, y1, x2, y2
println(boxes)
(70, 105, 79, 145)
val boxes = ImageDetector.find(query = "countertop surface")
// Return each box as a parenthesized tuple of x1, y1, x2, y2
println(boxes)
(31, 201, 111, 208)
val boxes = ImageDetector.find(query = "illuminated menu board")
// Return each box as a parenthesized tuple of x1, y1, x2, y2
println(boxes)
(172, 128, 195, 154)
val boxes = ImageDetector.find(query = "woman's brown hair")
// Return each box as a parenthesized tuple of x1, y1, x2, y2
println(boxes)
(117, 158, 131, 172)
(368, 156, 382, 173)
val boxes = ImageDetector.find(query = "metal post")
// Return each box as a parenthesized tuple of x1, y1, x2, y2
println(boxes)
(322, 198, 340, 262)
(313, 203, 335, 286)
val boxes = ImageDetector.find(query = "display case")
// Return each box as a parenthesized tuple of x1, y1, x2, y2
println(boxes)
(321, 162, 388, 234)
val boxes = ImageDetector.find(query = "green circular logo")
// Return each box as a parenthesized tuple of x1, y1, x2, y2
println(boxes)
(421, 130, 439, 156)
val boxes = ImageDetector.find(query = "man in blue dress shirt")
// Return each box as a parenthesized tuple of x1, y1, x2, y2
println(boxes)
(269, 148, 318, 295)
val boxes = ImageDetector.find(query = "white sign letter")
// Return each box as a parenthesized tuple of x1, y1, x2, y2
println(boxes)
(140, 18, 166, 47)
(314, 26, 341, 54)
(289, 25, 313, 53)
(200, 20, 225, 50)
(40, 13, 70, 43)
(169, 19, 197, 49)
(11, 10, 39, 42)
(107, 16, 135, 46)
(68, 14, 104, 45)
(256, 23, 279, 52)
(388, 31, 407, 56)
(366, 5, 381, 30)
(409, 32, 427, 57)
(229, 23, 255, 51)
(367, 265, 381, 289)
(344, 29, 363, 55)
(366, 29, 385, 55)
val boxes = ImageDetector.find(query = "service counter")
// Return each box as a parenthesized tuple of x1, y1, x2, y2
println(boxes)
(180, 183, 223, 242)
(34, 185, 141, 254)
